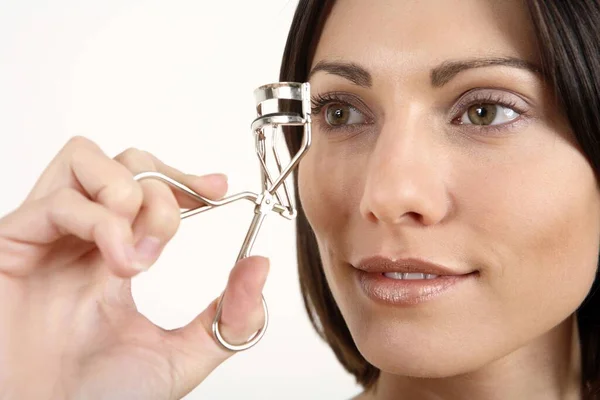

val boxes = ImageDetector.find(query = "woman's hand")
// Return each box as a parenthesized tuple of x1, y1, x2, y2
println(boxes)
(0, 136, 269, 400)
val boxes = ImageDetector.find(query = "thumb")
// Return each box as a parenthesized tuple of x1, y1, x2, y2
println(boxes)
(166, 256, 270, 397)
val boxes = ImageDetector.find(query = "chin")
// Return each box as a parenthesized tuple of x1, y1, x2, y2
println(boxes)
(348, 321, 502, 379)
(358, 343, 491, 378)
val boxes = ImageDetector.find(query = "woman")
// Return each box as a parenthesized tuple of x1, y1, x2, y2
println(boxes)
(282, 1, 600, 399)
(1, 0, 599, 399)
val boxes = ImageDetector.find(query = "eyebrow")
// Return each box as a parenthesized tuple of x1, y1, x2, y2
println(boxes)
(430, 57, 541, 87)
(308, 57, 540, 88)
(308, 60, 373, 87)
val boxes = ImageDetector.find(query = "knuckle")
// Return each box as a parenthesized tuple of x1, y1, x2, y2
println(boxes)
(119, 147, 142, 161)
(140, 150, 154, 159)
(115, 147, 155, 171)
(151, 197, 181, 236)
(69, 143, 95, 169)
(140, 150, 161, 168)
(98, 178, 144, 214)
(64, 135, 99, 153)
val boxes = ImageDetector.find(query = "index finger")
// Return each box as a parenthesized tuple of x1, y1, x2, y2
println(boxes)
(137, 151, 229, 209)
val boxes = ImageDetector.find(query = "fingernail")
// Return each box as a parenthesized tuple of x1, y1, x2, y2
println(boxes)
(125, 236, 162, 271)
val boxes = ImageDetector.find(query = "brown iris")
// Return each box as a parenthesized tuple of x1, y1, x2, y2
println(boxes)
(326, 104, 351, 126)
(467, 104, 497, 125)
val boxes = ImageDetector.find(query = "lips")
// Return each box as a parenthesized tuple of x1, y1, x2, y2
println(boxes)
(352, 256, 477, 306)
(354, 255, 472, 276)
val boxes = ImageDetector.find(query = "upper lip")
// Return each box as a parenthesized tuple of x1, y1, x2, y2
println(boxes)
(354, 256, 471, 276)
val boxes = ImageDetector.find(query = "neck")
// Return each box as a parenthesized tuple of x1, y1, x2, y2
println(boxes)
(363, 314, 582, 400)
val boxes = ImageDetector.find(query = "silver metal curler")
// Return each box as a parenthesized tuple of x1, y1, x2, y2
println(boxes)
(133, 82, 311, 351)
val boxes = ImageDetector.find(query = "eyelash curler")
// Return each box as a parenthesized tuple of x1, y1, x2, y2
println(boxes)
(133, 82, 312, 351)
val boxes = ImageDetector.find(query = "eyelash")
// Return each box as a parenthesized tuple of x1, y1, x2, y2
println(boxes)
(452, 92, 527, 134)
(311, 92, 371, 133)
(312, 92, 354, 114)
(310, 91, 528, 135)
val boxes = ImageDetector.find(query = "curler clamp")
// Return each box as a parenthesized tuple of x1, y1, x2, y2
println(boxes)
(133, 82, 311, 351)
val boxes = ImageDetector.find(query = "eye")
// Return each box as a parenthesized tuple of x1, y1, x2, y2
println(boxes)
(311, 92, 373, 133)
(459, 103, 520, 126)
(325, 103, 366, 127)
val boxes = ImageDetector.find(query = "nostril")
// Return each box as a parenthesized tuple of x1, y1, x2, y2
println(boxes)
(359, 179, 449, 226)
(360, 190, 416, 225)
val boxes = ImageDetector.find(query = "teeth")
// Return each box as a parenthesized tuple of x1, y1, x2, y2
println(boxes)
(404, 273, 425, 279)
(384, 272, 404, 279)
(383, 272, 439, 280)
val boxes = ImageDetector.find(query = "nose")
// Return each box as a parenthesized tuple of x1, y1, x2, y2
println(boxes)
(359, 111, 450, 226)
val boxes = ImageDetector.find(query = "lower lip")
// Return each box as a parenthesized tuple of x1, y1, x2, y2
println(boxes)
(356, 270, 476, 306)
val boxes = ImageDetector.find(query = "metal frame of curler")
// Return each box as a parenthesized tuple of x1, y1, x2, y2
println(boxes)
(133, 82, 311, 351)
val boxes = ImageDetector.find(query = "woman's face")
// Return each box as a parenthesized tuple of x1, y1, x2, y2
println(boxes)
(299, 0, 600, 377)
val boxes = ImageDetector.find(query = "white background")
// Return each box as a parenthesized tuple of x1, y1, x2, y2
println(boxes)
(0, 1, 361, 398)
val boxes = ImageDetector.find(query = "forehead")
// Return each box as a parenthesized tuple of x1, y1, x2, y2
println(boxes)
(311, 0, 539, 77)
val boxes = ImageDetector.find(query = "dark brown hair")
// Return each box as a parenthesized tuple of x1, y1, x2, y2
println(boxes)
(279, 1, 600, 398)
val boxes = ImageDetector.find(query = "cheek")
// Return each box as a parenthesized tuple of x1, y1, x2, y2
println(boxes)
(460, 137, 600, 342)
(297, 141, 365, 244)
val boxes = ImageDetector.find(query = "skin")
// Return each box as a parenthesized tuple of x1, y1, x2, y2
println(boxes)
(300, 0, 600, 399)
(0, 136, 269, 399)
(1, 1, 598, 399)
